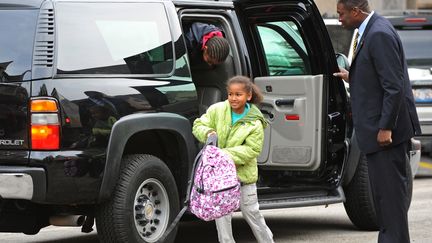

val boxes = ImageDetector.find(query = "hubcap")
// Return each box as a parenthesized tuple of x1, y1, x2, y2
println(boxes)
(134, 178, 170, 242)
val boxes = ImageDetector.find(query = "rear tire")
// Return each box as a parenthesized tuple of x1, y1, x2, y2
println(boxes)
(343, 153, 413, 230)
(343, 154, 378, 230)
(96, 154, 180, 243)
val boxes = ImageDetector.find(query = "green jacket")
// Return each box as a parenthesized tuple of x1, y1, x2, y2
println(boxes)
(192, 100, 267, 184)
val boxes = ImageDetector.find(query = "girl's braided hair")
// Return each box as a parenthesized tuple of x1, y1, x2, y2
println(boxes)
(206, 36, 230, 64)
(227, 76, 263, 105)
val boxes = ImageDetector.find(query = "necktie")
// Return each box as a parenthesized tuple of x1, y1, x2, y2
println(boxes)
(352, 31, 360, 59)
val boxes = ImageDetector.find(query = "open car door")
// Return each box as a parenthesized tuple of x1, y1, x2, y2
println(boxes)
(235, 0, 346, 172)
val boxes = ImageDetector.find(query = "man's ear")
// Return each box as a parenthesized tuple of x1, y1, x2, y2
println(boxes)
(352, 7, 361, 17)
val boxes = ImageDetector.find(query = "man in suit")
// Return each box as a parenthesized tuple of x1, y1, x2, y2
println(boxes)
(333, 0, 421, 242)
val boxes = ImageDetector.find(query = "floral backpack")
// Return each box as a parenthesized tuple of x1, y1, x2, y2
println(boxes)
(158, 135, 240, 242)
(189, 137, 241, 221)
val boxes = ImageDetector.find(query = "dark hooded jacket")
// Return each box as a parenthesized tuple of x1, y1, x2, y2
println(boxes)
(184, 22, 222, 64)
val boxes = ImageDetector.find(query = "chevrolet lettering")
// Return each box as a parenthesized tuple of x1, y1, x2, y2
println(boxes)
(0, 140, 25, 146)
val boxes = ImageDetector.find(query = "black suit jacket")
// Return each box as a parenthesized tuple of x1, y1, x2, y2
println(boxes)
(349, 13, 421, 154)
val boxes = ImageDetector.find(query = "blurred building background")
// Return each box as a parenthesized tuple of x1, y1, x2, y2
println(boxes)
(317, 0, 432, 17)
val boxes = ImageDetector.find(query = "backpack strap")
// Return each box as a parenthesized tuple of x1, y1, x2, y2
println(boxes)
(206, 133, 218, 146)
(157, 134, 218, 242)
(156, 206, 188, 243)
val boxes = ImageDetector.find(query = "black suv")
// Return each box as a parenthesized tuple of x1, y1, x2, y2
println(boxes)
(0, 1, 420, 242)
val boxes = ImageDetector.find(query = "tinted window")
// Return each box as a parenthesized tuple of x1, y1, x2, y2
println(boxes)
(57, 3, 174, 75)
(398, 30, 432, 66)
(257, 21, 311, 76)
(325, 24, 353, 56)
(0, 9, 38, 82)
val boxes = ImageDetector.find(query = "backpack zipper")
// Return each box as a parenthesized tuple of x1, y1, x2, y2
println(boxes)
(212, 183, 239, 193)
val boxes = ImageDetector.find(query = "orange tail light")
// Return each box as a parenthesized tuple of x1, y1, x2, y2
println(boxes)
(30, 99, 60, 150)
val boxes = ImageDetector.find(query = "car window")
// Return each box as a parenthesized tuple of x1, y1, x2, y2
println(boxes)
(324, 21, 354, 56)
(256, 21, 311, 76)
(0, 9, 38, 82)
(398, 30, 432, 66)
(56, 3, 174, 75)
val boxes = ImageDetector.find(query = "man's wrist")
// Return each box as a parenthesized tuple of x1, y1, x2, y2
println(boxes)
(379, 128, 391, 132)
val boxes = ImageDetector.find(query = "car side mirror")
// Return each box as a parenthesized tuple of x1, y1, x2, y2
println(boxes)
(336, 53, 350, 71)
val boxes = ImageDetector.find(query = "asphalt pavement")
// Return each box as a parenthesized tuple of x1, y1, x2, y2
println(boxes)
(1, 160, 432, 243)
(417, 153, 432, 177)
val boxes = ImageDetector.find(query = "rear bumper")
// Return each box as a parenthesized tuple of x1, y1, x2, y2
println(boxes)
(0, 166, 46, 202)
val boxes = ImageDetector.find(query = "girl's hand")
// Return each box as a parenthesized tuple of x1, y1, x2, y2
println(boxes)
(206, 131, 218, 146)
(207, 131, 217, 137)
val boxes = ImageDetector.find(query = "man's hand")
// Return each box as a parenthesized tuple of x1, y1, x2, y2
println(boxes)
(333, 66, 349, 83)
(377, 129, 392, 146)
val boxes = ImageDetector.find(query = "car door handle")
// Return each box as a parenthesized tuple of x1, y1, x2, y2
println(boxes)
(275, 99, 295, 106)
(260, 110, 274, 119)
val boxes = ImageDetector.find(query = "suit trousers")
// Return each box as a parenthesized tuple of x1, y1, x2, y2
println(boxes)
(366, 141, 410, 243)
(215, 183, 274, 243)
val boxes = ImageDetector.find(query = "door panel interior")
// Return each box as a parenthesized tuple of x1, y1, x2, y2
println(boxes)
(256, 75, 323, 171)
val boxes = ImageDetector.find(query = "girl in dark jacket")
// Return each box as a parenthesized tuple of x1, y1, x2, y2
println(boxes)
(184, 22, 230, 66)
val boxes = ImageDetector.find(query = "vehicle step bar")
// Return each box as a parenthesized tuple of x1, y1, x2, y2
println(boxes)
(258, 186, 345, 210)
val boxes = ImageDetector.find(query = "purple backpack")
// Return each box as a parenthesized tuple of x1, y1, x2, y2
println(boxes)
(189, 138, 241, 221)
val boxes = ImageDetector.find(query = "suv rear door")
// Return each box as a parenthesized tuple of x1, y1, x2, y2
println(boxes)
(235, 0, 346, 172)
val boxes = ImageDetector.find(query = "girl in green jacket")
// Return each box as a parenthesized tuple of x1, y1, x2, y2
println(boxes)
(192, 76, 274, 243)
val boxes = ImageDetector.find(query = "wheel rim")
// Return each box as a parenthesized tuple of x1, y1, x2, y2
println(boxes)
(134, 178, 170, 242)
